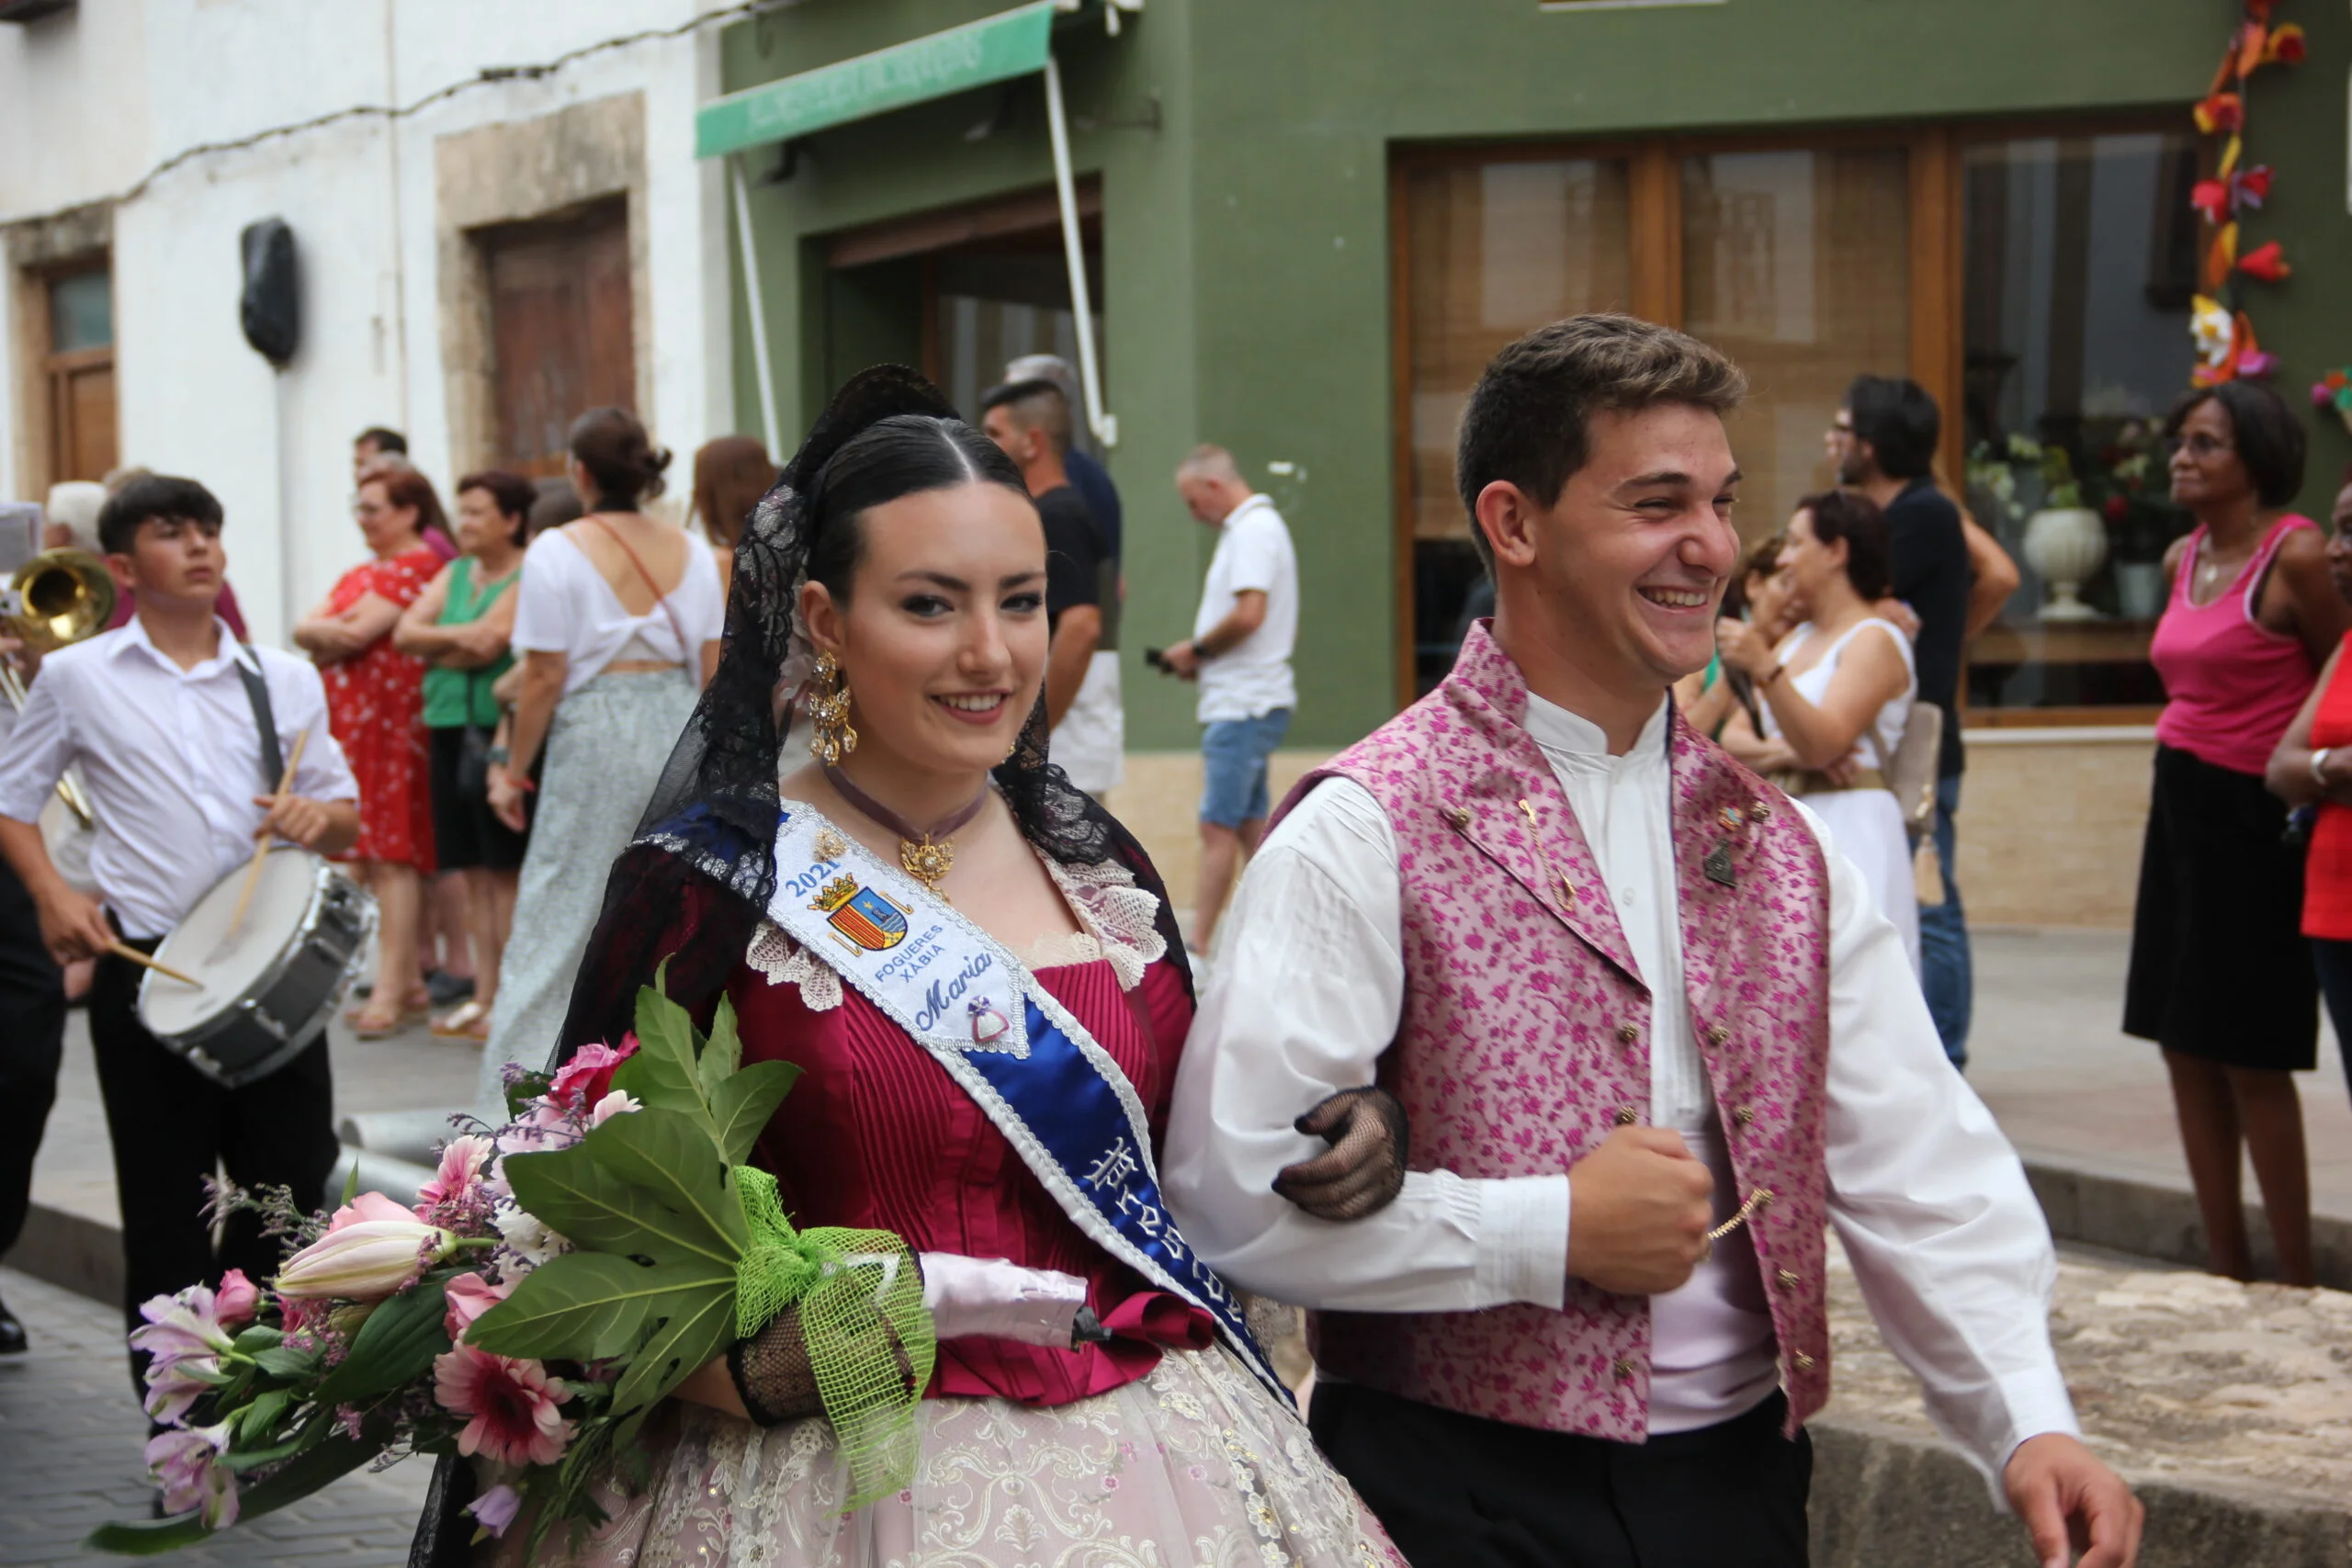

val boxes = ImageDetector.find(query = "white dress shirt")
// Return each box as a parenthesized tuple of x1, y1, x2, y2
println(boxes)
(1162, 693, 2079, 1491)
(0, 617, 357, 939)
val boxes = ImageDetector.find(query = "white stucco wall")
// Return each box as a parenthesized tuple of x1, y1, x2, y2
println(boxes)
(0, 0, 735, 646)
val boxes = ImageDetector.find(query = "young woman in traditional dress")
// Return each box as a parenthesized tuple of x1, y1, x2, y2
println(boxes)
(412, 368, 1405, 1567)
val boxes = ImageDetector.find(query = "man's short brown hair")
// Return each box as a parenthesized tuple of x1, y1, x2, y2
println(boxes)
(1455, 313, 1747, 573)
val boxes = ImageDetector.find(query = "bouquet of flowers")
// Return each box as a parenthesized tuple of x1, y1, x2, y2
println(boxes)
(93, 972, 933, 1558)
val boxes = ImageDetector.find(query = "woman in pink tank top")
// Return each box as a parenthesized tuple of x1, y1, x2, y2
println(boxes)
(2125, 382, 2351, 1288)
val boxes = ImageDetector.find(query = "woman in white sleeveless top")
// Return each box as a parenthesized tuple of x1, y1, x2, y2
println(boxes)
(1716, 491, 1921, 975)
(474, 409, 724, 1111)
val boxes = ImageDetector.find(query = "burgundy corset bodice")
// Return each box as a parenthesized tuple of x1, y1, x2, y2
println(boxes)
(730, 953, 1210, 1406)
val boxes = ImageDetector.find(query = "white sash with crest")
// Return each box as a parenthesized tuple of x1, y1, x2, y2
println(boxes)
(764, 805, 1285, 1401)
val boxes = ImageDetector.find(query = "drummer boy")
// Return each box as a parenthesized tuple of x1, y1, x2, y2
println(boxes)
(0, 474, 357, 1404)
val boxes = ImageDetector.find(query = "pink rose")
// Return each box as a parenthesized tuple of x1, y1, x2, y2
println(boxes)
(212, 1269, 260, 1330)
(442, 1271, 513, 1343)
(547, 1037, 638, 1114)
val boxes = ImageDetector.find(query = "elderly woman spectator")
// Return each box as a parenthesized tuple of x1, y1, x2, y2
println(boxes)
(1717, 491, 1920, 970)
(688, 434, 776, 600)
(2131, 382, 2346, 1288)
(393, 470, 533, 1043)
(2267, 465, 2352, 1120)
(474, 409, 723, 1111)
(294, 466, 446, 1036)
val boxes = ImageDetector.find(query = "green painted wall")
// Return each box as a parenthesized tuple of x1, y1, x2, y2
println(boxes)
(718, 0, 2349, 749)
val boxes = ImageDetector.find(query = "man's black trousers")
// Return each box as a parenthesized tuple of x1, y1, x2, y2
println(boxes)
(0, 858, 65, 1263)
(1311, 1380, 1812, 1568)
(87, 940, 337, 1398)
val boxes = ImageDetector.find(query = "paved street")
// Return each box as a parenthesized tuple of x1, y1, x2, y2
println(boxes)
(0, 1268, 434, 1567)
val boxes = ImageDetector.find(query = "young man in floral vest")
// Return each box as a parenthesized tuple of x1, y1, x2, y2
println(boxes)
(1164, 314, 2140, 1568)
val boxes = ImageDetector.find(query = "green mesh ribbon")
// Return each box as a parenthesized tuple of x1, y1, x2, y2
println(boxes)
(734, 1166, 936, 1507)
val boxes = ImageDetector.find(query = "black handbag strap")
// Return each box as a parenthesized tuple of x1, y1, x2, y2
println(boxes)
(233, 643, 287, 789)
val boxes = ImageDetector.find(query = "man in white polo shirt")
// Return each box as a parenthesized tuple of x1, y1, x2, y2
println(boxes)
(1162, 446, 1298, 960)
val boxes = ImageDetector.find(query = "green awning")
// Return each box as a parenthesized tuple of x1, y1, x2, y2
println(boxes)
(697, 1, 1063, 160)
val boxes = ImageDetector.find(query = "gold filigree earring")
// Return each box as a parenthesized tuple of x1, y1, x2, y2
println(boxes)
(807, 650, 856, 763)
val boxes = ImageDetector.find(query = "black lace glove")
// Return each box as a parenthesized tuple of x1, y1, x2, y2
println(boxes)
(1272, 1087, 1409, 1222)
(726, 1298, 925, 1428)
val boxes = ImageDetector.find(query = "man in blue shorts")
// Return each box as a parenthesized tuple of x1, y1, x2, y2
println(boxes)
(1163, 446, 1299, 962)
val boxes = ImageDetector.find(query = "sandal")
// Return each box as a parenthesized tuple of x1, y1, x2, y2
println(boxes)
(431, 999, 491, 1042)
(346, 987, 431, 1025)
(350, 1003, 426, 1039)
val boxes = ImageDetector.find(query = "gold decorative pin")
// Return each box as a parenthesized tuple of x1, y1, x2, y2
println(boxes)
(814, 828, 848, 862)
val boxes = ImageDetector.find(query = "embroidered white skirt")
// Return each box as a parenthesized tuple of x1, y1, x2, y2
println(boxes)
(484, 1345, 1405, 1568)
(474, 667, 700, 1115)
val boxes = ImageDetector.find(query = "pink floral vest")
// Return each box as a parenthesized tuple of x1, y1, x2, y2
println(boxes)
(1272, 622, 1833, 1441)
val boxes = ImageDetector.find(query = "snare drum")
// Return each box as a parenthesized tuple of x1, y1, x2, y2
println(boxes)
(139, 848, 377, 1088)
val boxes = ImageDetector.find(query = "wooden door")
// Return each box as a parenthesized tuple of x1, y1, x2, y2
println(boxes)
(481, 200, 633, 476)
(43, 265, 117, 483)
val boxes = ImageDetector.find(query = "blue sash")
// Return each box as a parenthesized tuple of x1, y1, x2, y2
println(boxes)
(740, 804, 1287, 1404)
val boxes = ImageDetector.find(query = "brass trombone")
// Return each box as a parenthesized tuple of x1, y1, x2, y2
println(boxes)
(3, 548, 117, 826)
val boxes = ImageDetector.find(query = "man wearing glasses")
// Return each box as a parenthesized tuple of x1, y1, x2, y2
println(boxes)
(1829, 378, 1976, 1068)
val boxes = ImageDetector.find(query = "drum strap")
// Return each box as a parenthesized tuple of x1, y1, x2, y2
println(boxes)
(232, 644, 285, 789)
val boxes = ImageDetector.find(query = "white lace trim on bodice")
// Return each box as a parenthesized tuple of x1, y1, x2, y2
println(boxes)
(742, 839, 1167, 1008)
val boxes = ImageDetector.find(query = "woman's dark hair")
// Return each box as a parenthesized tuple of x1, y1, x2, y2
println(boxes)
(455, 469, 537, 547)
(692, 435, 779, 552)
(803, 414, 1029, 601)
(363, 465, 449, 547)
(567, 407, 672, 511)
(2165, 381, 2307, 509)
(97, 475, 222, 555)
(1722, 531, 1786, 621)
(1794, 490, 1892, 601)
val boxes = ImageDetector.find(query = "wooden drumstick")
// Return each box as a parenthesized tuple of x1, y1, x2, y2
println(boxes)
(225, 728, 311, 941)
(109, 941, 201, 987)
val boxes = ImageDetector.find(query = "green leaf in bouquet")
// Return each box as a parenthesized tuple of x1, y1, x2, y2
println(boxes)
(340, 1160, 360, 1208)
(696, 994, 743, 1091)
(230, 1323, 283, 1355)
(605, 1280, 737, 1417)
(253, 1343, 322, 1381)
(236, 1388, 290, 1444)
(501, 1143, 736, 1268)
(220, 1428, 311, 1473)
(712, 1059, 802, 1167)
(466, 1252, 732, 1362)
(585, 1106, 749, 1254)
(176, 1359, 236, 1388)
(635, 970, 706, 1098)
(309, 1277, 450, 1408)
(607, 1045, 695, 1113)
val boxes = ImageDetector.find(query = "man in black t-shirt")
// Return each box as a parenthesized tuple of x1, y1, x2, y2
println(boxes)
(980, 379, 1117, 792)
(1833, 377, 1974, 1068)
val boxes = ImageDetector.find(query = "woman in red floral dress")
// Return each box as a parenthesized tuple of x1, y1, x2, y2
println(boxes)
(293, 467, 444, 1035)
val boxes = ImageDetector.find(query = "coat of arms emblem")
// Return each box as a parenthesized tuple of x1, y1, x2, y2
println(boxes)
(809, 874, 910, 952)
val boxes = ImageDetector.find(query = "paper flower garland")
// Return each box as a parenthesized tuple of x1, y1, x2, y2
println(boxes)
(2186, 3, 2301, 386)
